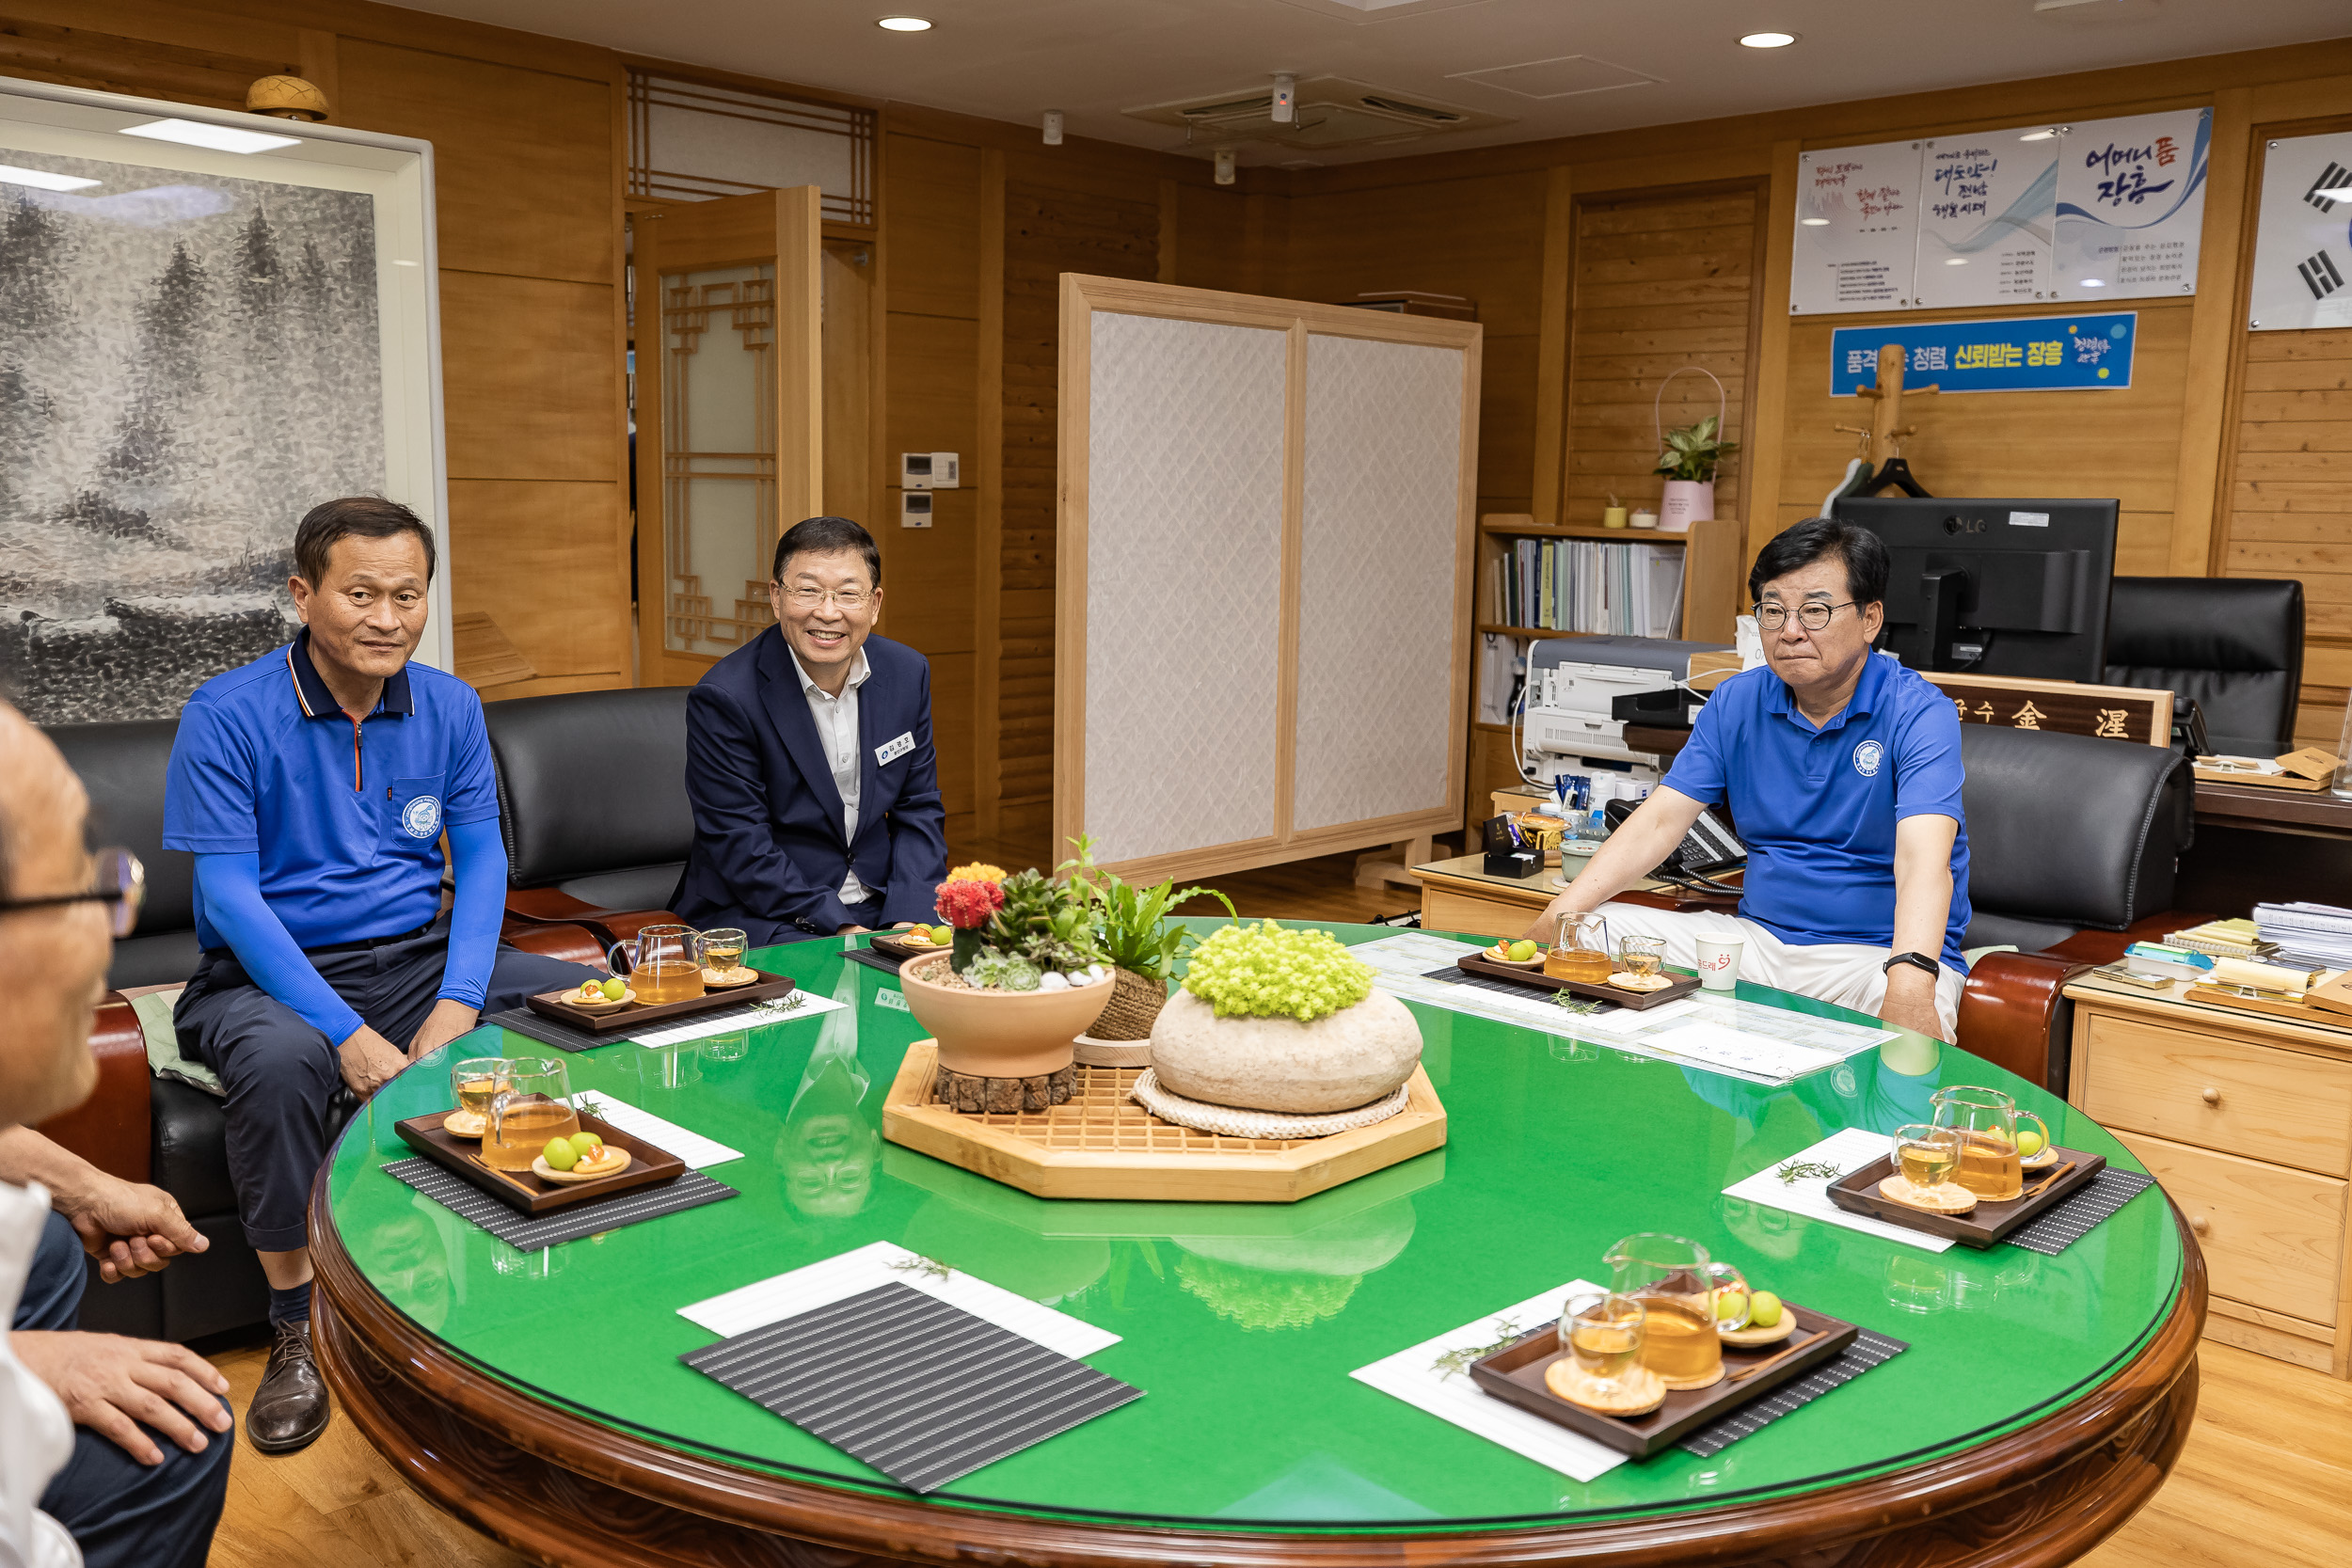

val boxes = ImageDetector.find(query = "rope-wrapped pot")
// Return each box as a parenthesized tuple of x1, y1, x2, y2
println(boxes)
(1089, 966, 1170, 1041)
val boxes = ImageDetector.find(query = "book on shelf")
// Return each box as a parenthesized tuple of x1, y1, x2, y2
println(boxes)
(1491, 535, 1684, 638)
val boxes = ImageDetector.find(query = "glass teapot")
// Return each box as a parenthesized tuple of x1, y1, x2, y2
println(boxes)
(1930, 1084, 2051, 1203)
(1545, 911, 1613, 983)
(608, 923, 705, 1006)
(1603, 1232, 1750, 1388)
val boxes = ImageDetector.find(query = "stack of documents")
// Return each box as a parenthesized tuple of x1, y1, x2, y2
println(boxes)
(2253, 903, 2352, 973)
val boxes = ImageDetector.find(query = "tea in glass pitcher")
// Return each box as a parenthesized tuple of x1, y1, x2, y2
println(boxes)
(1931, 1085, 2051, 1202)
(611, 924, 705, 1006)
(1546, 911, 1613, 984)
(1603, 1232, 1749, 1388)
(484, 1058, 578, 1172)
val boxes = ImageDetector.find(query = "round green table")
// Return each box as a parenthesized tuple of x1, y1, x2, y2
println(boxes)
(311, 921, 2202, 1567)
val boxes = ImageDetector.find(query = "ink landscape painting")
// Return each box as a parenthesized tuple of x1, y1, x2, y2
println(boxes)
(0, 148, 385, 723)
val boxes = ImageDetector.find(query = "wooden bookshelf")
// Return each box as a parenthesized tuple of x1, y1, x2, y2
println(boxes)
(1475, 513, 1741, 645)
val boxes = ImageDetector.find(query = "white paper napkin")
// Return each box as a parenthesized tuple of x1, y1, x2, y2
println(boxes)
(628, 990, 850, 1046)
(567, 1091, 742, 1169)
(1720, 1127, 1953, 1253)
(1350, 1278, 1628, 1483)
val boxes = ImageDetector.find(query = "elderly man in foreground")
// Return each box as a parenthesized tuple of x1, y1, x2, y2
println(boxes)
(1528, 515, 1972, 1042)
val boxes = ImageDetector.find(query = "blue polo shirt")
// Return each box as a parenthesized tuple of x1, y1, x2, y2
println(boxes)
(1663, 652, 1971, 970)
(164, 630, 501, 951)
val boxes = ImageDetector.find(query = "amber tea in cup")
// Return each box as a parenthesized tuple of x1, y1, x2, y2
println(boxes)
(699, 927, 748, 979)
(484, 1058, 578, 1172)
(1560, 1292, 1646, 1396)
(1893, 1123, 1960, 1190)
(1617, 936, 1666, 982)
(451, 1057, 507, 1118)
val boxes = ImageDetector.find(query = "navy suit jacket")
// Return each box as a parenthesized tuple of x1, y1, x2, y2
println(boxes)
(675, 627, 947, 943)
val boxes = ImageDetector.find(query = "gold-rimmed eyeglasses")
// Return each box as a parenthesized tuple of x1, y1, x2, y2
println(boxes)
(776, 584, 874, 612)
(0, 847, 145, 938)
(1754, 599, 1855, 632)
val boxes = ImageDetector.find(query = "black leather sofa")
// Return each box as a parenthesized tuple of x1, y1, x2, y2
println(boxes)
(2106, 576, 2305, 757)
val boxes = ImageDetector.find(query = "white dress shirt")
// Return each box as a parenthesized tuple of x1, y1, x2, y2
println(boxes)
(0, 1180, 81, 1568)
(787, 644, 875, 909)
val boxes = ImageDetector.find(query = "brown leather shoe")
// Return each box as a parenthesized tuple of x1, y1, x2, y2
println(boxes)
(246, 1317, 330, 1453)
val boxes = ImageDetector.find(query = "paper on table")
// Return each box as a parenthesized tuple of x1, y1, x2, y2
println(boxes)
(1721, 1127, 1953, 1253)
(1350, 1278, 1628, 1484)
(567, 1091, 742, 1169)
(678, 1240, 1120, 1360)
(1640, 1020, 1846, 1082)
(628, 990, 849, 1047)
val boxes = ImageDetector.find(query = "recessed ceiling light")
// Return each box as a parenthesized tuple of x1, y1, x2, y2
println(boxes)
(0, 164, 99, 192)
(1945, 257, 1968, 265)
(1740, 31, 1798, 48)
(119, 118, 299, 154)
(877, 15, 931, 30)
(1800, 216, 1830, 226)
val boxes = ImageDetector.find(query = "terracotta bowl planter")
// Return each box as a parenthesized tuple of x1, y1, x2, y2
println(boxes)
(898, 951, 1113, 1078)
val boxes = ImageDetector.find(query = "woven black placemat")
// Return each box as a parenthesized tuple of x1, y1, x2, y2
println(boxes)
(482, 1006, 612, 1053)
(385, 1156, 738, 1250)
(1423, 964, 1631, 1017)
(2003, 1168, 2158, 1257)
(846, 947, 903, 976)
(682, 1281, 1141, 1494)
(1677, 1328, 1910, 1458)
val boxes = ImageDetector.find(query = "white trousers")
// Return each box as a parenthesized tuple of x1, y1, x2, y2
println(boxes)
(1590, 903, 1964, 1038)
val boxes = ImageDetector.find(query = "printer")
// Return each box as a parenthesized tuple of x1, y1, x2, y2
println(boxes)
(1518, 635, 1734, 784)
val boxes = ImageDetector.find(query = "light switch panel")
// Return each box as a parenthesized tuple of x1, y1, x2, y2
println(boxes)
(900, 451, 961, 489)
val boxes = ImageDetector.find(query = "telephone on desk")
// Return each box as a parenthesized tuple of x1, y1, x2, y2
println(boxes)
(1604, 798, 1748, 891)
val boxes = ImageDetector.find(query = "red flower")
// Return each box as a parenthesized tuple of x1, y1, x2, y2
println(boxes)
(935, 879, 1004, 929)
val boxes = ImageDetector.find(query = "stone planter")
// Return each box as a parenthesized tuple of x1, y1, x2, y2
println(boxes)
(1147, 988, 1422, 1114)
(897, 951, 1111, 1078)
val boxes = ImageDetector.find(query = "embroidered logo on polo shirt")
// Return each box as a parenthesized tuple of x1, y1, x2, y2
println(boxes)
(401, 795, 443, 838)
(1851, 740, 1884, 778)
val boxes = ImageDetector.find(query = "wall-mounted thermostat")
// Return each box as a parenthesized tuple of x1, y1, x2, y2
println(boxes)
(900, 490, 933, 529)
(900, 451, 960, 489)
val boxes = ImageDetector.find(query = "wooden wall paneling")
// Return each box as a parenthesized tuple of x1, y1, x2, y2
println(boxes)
(777, 184, 826, 523)
(821, 238, 876, 529)
(2172, 87, 2259, 576)
(1531, 166, 1574, 527)
(881, 134, 981, 319)
(1745, 141, 1802, 565)
(439, 275, 625, 482)
(0, 8, 296, 107)
(974, 147, 1006, 842)
(447, 481, 628, 680)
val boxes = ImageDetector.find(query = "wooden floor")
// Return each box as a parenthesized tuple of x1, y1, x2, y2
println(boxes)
(195, 850, 2347, 1566)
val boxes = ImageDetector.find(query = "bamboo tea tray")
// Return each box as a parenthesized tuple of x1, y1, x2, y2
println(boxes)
(881, 1041, 1446, 1203)
(1454, 950, 1701, 1010)
(525, 969, 798, 1035)
(1469, 1300, 1859, 1458)
(392, 1109, 686, 1215)
(1825, 1146, 2106, 1247)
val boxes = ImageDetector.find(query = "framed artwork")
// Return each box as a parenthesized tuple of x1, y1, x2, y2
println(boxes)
(0, 76, 446, 724)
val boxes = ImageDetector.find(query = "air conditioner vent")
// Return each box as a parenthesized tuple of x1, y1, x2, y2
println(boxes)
(1125, 76, 1510, 150)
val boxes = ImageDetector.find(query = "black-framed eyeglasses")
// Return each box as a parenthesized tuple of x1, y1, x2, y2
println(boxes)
(1754, 600, 1856, 632)
(0, 848, 145, 938)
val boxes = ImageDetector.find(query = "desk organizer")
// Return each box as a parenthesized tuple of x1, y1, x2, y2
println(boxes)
(881, 1041, 1446, 1202)
(1470, 1300, 1859, 1458)
(1454, 950, 1701, 1009)
(1826, 1146, 2106, 1248)
(393, 1109, 685, 1215)
(525, 969, 798, 1035)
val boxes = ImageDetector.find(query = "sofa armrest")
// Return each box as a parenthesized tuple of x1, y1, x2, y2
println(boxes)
(503, 888, 681, 951)
(1958, 952, 2086, 1095)
(498, 915, 609, 966)
(33, 994, 153, 1184)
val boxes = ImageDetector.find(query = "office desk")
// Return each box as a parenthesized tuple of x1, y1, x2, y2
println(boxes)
(1412, 852, 1695, 942)
(313, 923, 2197, 1568)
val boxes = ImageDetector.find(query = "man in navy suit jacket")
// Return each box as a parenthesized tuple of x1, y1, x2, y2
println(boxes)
(675, 516, 947, 942)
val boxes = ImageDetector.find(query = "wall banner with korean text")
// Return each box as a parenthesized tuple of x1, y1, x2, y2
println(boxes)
(1828, 313, 2137, 395)
(2053, 108, 2209, 298)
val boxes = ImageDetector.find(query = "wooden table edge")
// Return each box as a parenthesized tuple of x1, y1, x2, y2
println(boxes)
(310, 1156, 2209, 1568)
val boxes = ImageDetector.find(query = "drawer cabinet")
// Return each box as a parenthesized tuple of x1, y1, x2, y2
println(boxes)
(2077, 1013, 2352, 1177)
(2110, 1130, 2346, 1326)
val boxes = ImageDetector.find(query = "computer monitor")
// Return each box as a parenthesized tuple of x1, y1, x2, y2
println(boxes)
(1829, 497, 2119, 682)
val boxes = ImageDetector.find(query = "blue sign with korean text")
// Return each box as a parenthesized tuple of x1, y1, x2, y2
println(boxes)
(1829, 312, 2137, 394)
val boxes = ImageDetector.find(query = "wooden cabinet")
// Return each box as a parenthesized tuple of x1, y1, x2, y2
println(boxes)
(2069, 977, 2352, 1375)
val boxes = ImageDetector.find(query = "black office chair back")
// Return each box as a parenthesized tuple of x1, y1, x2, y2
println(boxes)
(43, 718, 203, 990)
(2106, 577, 2304, 758)
(483, 687, 697, 910)
(1958, 723, 2191, 953)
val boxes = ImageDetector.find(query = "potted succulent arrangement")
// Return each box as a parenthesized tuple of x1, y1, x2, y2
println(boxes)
(1058, 835, 1236, 1047)
(901, 863, 1115, 1084)
(1147, 920, 1422, 1116)
(1653, 412, 1739, 533)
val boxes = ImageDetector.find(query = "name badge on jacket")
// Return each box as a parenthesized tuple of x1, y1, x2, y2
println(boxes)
(875, 732, 915, 767)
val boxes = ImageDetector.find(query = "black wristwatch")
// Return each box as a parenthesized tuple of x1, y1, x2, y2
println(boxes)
(1883, 951, 1942, 979)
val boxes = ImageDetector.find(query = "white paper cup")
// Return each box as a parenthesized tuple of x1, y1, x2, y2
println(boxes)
(1695, 936, 1742, 990)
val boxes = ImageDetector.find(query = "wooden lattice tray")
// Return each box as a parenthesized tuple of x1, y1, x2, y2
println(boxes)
(880, 1041, 1447, 1202)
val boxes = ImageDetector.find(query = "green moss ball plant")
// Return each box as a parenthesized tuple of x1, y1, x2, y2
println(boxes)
(1180, 920, 1376, 1022)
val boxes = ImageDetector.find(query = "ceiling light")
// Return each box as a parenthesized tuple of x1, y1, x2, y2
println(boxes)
(0, 164, 99, 192)
(1740, 31, 1798, 48)
(1945, 257, 1967, 265)
(1800, 216, 1829, 226)
(119, 118, 299, 154)
(2019, 126, 2069, 141)
(877, 16, 931, 30)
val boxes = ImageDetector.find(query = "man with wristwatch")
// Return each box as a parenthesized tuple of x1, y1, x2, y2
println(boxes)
(1527, 515, 1969, 1041)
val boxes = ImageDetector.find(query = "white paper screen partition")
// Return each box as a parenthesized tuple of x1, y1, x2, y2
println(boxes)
(1057, 277, 1481, 884)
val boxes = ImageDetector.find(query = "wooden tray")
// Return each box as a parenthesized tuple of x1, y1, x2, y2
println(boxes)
(525, 968, 798, 1034)
(1469, 1300, 1859, 1458)
(1454, 949, 1701, 1010)
(881, 1041, 1446, 1203)
(393, 1109, 686, 1215)
(868, 932, 947, 962)
(1826, 1146, 2106, 1248)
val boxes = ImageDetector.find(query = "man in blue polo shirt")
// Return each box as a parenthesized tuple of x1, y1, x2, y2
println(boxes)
(165, 497, 595, 1455)
(1530, 515, 1969, 1041)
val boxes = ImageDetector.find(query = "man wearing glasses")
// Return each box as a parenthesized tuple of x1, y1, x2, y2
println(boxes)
(675, 515, 947, 942)
(161, 498, 596, 1456)
(1529, 515, 1969, 1042)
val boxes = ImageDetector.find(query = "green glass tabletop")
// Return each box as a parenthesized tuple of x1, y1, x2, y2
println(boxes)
(323, 920, 2180, 1532)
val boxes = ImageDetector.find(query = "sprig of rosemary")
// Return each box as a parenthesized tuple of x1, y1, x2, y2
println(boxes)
(752, 991, 808, 1014)
(1551, 991, 1602, 1016)
(1775, 1159, 1844, 1186)
(888, 1254, 954, 1281)
(1431, 1317, 1523, 1380)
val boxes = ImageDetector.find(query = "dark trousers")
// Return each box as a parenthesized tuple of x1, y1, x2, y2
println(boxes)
(174, 915, 597, 1249)
(19, 1212, 230, 1568)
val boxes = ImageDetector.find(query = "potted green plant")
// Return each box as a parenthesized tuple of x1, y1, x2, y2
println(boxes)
(902, 864, 1113, 1079)
(1653, 412, 1739, 533)
(1057, 836, 1236, 1049)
